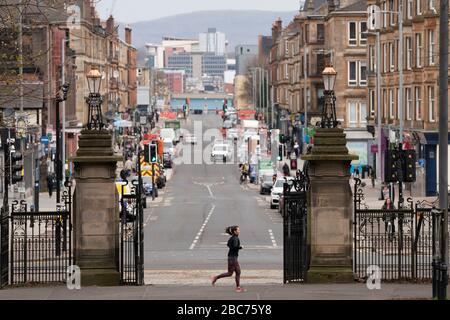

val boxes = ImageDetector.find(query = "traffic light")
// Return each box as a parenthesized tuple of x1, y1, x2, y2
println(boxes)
(278, 145, 283, 161)
(279, 134, 285, 144)
(385, 150, 399, 183)
(10, 151, 23, 185)
(403, 150, 416, 183)
(149, 144, 157, 163)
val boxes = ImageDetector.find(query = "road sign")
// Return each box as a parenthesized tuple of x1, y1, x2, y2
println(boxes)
(41, 136, 49, 145)
(367, 5, 381, 30)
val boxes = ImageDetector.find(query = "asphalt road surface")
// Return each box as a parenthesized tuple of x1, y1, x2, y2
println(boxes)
(143, 114, 283, 285)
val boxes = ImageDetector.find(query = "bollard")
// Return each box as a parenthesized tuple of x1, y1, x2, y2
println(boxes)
(438, 262, 448, 300)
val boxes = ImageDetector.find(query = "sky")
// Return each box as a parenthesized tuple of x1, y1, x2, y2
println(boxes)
(95, 0, 302, 23)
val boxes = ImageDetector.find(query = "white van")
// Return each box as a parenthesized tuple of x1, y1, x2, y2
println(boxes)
(211, 143, 231, 162)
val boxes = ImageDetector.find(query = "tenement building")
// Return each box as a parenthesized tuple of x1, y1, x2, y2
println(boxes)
(269, 0, 371, 170)
(366, 0, 450, 196)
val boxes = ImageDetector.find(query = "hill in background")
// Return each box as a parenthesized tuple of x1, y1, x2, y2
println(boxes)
(121, 10, 298, 61)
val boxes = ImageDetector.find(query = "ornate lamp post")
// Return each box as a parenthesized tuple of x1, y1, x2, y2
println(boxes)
(85, 67, 105, 130)
(321, 65, 338, 129)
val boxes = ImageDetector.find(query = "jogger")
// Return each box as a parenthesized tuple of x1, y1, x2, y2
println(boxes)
(211, 226, 245, 292)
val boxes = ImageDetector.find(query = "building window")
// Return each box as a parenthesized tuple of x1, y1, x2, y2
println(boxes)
(428, 86, 435, 122)
(348, 61, 357, 86)
(370, 90, 376, 117)
(360, 21, 367, 45)
(406, 37, 412, 70)
(349, 22, 357, 46)
(429, 0, 435, 10)
(389, 89, 394, 119)
(360, 102, 367, 124)
(359, 61, 367, 86)
(407, 0, 413, 18)
(416, 0, 422, 15)
(348, 102, 367, 127)
(349, 102, 358, 126)
(406, 87, 413, 120)
(397, 88, 401, 120)
(389, 42, 394, 72)
(389, 0, 395, 26)
(383, 89, 387, 118)
(317, 24, 325, 42)
(415, 33, 422, 68)
(285, 64, 288, 79)
(369, 45, 376, 72)
(383, 43, 387, 73)
(415, 86, 422, 120)
(383, 1, 387, 28)
(428, 29, 435, 66)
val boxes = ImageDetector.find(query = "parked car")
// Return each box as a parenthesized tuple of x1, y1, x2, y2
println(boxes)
(270, 177, 294, 209)
(164, 139, 176, 157)
(163, 152, 173, 168)
(259, 174, 274, 195)
(227, 128, 239, 141)
(156, 166, 166, 189)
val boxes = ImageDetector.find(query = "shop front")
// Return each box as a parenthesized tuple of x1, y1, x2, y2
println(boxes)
(345, 129, 376, 178)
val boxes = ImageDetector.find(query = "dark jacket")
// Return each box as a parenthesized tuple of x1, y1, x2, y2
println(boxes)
(227, 235, 242, 257)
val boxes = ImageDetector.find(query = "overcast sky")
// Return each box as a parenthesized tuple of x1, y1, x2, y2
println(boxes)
(96, 0, 302, 23)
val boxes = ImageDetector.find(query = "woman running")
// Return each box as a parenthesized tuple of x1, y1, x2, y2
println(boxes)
(211, 226, 245, 292)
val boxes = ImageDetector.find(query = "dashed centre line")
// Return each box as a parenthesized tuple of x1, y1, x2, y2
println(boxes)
(268, 229, 278, 248)
(189, 204, 216, 250)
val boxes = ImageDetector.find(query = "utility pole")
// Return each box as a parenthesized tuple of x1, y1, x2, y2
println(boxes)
(303, 45, 308, 153)
(61, 38, 66, 184)
(376, 31, 382, 185)
(438, 0, 449, 300)
(398, 2, 404, 144)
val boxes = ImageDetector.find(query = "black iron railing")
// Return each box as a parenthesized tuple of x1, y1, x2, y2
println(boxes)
(283, 170, 310, 284)
(6, 185, 72, 286)
(353, 178, 435, 281)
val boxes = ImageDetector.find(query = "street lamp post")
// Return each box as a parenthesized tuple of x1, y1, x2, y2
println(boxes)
(55, 83, 70, 205)
(321, 65, 338, 129)
(85, 67, 105, 131)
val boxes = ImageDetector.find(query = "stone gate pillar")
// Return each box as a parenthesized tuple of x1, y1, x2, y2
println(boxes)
(301, 128, 358, 283)
(71, 130, 122, 286)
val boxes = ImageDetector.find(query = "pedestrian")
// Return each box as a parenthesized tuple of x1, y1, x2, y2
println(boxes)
(382, 198, 396, 234)
(382, 184, 390, 200)
(368, 166, 376, 188)
(293, 140, 300, 158)
(211, 226, 245, 293)
(124, 157, 133, 176)
(47, 173, 54, 198)
(283, 163, 290, 176)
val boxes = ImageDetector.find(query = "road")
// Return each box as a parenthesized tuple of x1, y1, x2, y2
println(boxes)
(143, 114, 283, 285)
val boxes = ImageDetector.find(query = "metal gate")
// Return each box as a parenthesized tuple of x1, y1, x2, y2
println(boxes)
(283, 170, 309, 283)
(0, 184, 72, 287)
(353, 178, 434, 281)
(119, 178, 144, 285)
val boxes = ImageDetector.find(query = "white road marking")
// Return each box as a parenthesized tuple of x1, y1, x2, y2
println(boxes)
(206, 185, 214, 198)
(189, 204, 216, 250)
(268, 229, 278, 248)
(144, 208, 155, 227)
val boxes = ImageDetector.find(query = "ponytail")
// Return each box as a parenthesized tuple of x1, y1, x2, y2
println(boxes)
(225, 225, 239, 235)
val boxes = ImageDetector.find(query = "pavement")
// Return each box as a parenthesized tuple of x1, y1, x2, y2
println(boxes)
(0, 283, 434, 300)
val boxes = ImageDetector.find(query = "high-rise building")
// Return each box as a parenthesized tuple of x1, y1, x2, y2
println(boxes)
(235, 45, 258, 75)
(199, 28, 227, 55)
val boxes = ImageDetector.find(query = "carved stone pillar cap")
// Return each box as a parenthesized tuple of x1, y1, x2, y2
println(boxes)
(301, 128, 359, 161)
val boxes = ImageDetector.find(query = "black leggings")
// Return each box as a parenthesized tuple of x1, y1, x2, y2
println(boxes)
(216, 257, 241, 287)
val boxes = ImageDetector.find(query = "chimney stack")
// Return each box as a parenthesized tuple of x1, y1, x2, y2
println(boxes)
(106, 15, 115, 35)
(125, 26, 132, 45)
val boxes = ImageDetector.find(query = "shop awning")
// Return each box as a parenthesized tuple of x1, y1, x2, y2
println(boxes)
(422, 132, 450, 145)
(344, 130, 375, 140)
